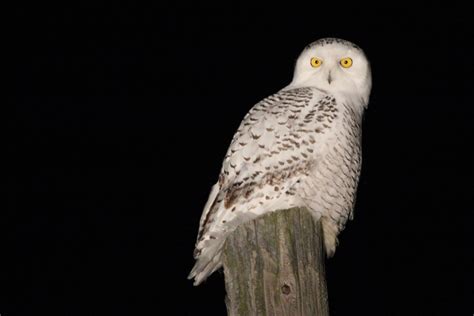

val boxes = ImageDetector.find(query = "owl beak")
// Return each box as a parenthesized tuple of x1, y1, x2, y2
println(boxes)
(327, 71, 333, 85)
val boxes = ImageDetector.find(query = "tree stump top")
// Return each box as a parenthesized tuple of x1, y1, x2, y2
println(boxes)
(223, 207, 329, 316)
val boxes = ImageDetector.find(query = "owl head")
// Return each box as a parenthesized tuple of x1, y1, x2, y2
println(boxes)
(290, 38, 372, 106)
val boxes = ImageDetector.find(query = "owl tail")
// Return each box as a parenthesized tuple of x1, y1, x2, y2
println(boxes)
(188, 238, 225, 286)
(189, 183, 225, 285)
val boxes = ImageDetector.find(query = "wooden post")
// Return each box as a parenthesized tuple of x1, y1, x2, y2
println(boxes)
(222, 207, 329, 316)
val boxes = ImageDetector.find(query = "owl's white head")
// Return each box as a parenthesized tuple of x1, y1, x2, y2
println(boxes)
(289, 38, 372, 106)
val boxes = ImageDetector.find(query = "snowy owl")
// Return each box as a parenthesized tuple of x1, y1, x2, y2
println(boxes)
(189, 38, 372, 285)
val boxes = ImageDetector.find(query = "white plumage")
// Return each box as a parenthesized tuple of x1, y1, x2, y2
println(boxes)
(189, 38, 372, 285)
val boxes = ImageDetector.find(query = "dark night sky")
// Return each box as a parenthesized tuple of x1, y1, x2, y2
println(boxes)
(8, 2, 473, 315)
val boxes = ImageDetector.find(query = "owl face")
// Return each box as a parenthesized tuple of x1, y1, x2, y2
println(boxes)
(290, 38, 372, 105)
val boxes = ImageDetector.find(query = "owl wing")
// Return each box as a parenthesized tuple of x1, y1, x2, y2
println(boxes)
(190, 86, 340, 285)
(218, 88, 325, 207)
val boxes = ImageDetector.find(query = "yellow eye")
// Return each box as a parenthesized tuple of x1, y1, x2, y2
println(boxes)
(340, 57, 353, 68)
(310, 57, 323, 68)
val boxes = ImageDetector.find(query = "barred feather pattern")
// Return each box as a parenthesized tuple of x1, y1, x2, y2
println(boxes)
(189, 86, 364, 285)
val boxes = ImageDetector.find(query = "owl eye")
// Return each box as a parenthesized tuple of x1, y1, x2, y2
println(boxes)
(310, 57, 323, 68)
(340, 57, 353, 68)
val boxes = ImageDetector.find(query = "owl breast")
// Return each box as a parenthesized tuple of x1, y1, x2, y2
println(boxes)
(299, 100, 363, 255)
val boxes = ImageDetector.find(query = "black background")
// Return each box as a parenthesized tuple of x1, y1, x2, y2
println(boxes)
(8, 2, 473, 315)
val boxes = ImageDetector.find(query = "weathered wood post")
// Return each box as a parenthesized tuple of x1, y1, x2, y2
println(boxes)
(222, 207, 329, 316)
